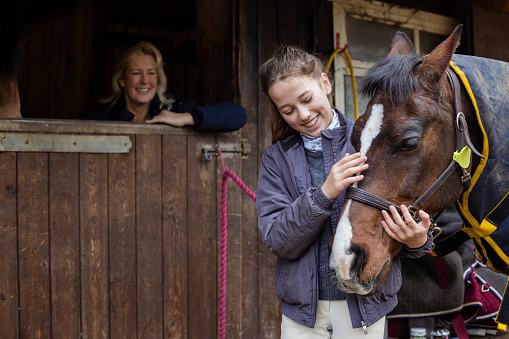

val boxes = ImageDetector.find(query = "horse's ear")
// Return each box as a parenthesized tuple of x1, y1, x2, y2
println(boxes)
(387, 32, 415, 57)
(418, 24, 463, 79)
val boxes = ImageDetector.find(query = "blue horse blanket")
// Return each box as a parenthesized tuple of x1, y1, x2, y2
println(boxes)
(430, 54, 509, 329)
(435, 54, 509, 272)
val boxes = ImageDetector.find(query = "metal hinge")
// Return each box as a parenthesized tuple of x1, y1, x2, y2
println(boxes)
(199, 139, 251, 161)
(0, 133, 132, 153)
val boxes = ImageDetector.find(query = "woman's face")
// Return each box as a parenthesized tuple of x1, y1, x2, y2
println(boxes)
(268, 73, 333, 138)
(119, 54, 158, 108)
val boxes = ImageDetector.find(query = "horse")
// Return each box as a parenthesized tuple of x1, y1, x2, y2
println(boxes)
(329, 24, 509, 297)
(0, 4, 27, 118)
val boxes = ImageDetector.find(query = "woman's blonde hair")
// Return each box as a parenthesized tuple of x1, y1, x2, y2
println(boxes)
(105, 41, 174, 106)
(258, 45, 332, 144)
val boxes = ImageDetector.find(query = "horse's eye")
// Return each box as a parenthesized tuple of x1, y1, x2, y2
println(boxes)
(401, 137, 420, 151)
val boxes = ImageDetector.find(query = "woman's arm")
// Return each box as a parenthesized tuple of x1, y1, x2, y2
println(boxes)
(147, 101, 247, 132)
(146, 110, 194, 127)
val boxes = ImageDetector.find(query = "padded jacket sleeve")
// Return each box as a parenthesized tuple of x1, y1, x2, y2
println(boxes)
(172, 100, 247, 132)
(256, 146, 333, 259)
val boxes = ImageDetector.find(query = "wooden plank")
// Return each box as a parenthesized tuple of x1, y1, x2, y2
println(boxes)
(296, 0, 312, 50)
(316, 0, 334, 54)
(73, 1, 95, 117)
(136, 134, 163, 338)
(49, 153, 81, 337)
(257, 0, 282, 337)
(473, 6, 509, 62)
(48, 4, 77, 119)
(162, 135, 188, 338)
(216, 135, 243, 339)
(277, 0, 299, 44)
(17, 153, 51, 338)
(18, 14, 51, 119)
(0, 152, 19, 338)
(109, 145, 137, 338)
(238, 0, 263, 336)
(336, 0, 459, 35)
(257, 0, 277, 150)
(196, 0, 232, 103)
(80, 153, 109, 339)
(0, 119, 238, 136)
(187, 135, 217, 339)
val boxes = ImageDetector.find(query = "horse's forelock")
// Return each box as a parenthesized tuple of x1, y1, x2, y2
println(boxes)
(360, 54, 424, 105)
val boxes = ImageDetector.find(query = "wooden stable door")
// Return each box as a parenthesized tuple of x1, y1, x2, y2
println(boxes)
(0, 119, 255, 339)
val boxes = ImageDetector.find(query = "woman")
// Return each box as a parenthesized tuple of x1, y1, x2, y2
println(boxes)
(78, 41, 247, 132)
(256, 45, 433, 338)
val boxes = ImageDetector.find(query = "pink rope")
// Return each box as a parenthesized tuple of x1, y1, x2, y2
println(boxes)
(217, 147, 256, 339)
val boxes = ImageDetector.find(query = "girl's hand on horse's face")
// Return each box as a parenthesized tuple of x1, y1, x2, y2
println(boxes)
(321, 152, 368, 200)
(381, 205, 430, 249)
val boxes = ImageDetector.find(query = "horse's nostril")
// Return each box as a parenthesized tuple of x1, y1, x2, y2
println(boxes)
(350, 245, 368, 276)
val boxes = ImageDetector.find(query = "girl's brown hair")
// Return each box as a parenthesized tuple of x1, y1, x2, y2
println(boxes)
(258, 45, 332, 144)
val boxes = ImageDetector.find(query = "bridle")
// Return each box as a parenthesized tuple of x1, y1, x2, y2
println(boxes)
(345, 67, 485, 234)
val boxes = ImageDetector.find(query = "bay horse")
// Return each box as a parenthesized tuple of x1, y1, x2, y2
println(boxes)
(0, 5, 27, 118)
(329, 24, 509, 296)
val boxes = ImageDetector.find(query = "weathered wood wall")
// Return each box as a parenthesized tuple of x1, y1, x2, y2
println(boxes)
(0, 120, 250, 338)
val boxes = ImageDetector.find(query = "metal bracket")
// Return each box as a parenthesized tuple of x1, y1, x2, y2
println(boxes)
(199, 139, 251, 161)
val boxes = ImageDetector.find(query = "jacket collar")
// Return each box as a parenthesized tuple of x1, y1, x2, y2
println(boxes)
(110, 92, 163, 121)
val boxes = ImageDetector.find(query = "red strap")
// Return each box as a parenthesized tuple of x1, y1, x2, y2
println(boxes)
(387, 319, 399, 338)
(434, 257, 450, 289)
(450, 312, 469, 339)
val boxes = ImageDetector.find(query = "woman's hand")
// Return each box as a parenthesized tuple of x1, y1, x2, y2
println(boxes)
(381, 205, 430, 248)
(321, 152, 368, 200)
(146, 110, 195, 127)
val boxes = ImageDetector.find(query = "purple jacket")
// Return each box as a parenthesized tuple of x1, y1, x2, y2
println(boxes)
(256, 111, 433, 328)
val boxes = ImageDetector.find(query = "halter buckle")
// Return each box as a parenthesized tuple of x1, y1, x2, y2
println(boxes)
(456, 112, 465, 131)
(408, 206, 422, 223)
(461, 168, 471, 188)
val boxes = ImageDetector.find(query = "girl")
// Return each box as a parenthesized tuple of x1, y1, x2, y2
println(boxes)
(256, 45, 433, 338)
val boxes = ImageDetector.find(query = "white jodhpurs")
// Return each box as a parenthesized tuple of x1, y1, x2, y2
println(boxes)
(281, 300, 385, 339)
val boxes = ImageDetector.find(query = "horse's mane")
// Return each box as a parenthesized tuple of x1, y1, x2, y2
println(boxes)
(360, 54, 424, 105)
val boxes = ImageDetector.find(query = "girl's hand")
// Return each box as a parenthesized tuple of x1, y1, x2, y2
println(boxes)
(321, 152, 368, 200)
(381, 205, 430, 248)
(146, 110, 195, 127)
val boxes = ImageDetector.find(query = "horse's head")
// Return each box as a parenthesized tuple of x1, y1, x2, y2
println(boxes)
(330, 25, 473, 295)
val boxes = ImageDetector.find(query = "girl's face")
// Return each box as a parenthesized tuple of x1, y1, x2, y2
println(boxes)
(119, 54, 158, 108)
(268, 73, 333, 138)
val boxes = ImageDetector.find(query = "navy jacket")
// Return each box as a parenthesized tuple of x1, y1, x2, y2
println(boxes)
(256, 110, 433, 328)
(77, 94, 247, 132)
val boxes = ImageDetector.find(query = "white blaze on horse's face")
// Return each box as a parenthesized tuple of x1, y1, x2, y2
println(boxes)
(360, 104, 384, 157)
(330, 199, 354, 279)
(330, 104, 384, 285)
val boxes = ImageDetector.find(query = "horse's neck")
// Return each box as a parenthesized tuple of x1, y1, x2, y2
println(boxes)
(0, 73, 22, 118)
